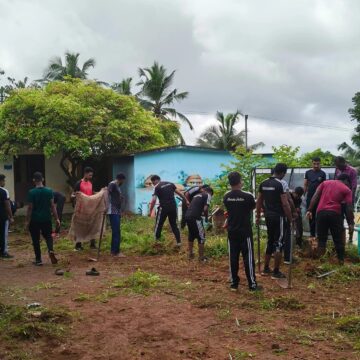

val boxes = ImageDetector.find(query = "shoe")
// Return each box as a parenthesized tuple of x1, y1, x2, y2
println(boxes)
(230, 284, 238, 291)
(249, 285, 263, 292)
(283, 261, 290, 265)
(86, 267, 99, 276)
(90, 240, 97, 249)
(271, 271, 286, 279)
(0, 253, 14, 259)
(111, 253, 126, 258)
(49, 251, 58, 265)
(33, 260, 43, 266)
(261, 267, 273, 276)
(175, 242, 182, 248)
(74, 244, 84, 251)
(199, 256, 208, 263)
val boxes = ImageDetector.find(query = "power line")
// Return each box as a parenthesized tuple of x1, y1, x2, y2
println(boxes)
(182, 110, 352, 132)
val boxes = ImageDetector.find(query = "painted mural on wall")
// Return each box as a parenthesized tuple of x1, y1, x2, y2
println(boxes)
(136, 172, 207, 215)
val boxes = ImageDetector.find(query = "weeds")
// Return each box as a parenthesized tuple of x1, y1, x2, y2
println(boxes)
(229, 350, 255, 359)
(0, 303, 72, 341)
(112, 269, 165, 295)
(73, 293, 91, 302)
(260, 296, 305, 310)
(32, 282, 59, 291)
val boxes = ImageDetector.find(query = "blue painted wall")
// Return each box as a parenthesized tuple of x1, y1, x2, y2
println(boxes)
(133, 148, 234, 214)
(113, 147, 274, 213)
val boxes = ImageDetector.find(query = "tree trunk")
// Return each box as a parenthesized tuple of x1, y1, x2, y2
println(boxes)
(60, 153, 80, 188)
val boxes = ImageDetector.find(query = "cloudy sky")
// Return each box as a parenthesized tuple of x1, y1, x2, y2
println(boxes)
(1, 0, 359, 153)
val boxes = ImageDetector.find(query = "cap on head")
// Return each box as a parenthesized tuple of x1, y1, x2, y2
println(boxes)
(33, 172, 43, 182)
(228, 171, 242, 186)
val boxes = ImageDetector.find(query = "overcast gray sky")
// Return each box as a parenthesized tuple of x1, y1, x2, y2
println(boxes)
(1, 0, 359, 153)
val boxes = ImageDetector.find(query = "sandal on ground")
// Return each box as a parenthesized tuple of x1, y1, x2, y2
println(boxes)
(86, 267, 100, 276)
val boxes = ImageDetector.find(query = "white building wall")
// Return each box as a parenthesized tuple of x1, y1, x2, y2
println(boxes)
(0, 157, 15, 199)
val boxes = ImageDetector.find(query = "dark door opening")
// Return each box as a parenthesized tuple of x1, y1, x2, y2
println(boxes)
(14, 155, 45, 203)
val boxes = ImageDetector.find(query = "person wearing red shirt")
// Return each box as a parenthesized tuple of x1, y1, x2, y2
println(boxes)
(73, 167, 96, 251)
(306, 174, 354, 264)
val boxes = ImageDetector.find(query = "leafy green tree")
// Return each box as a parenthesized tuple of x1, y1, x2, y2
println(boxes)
(299, 148, 334, 167)
(273, 145, 335, 168)
(197, 111, 264, 151)
(0, 79, 178, 185)
(345, 92, 360, 170)
(338, 140, 360, 170)
(272, 145, 301, 167)
(111, 78, 133, 95)
(137, 62, 192, 133)
(209, 147, 268, 208)
(42, 52, 96, 82)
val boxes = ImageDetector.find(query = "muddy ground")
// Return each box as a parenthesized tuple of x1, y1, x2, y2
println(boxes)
(0, 223, 360, 360)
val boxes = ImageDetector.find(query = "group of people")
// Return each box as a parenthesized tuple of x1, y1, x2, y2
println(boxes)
(0, 155, 357, 293)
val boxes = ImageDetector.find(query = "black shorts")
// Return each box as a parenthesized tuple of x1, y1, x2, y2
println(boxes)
(186, 217, 205, 244)
(265, 215, 287, 254)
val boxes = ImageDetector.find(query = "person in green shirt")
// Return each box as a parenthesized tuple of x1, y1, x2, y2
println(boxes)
(26, 172, 60, 266)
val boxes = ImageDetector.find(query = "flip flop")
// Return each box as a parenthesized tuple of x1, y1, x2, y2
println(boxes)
(86, 267, 100, 276)
(55, 269, 65, 276)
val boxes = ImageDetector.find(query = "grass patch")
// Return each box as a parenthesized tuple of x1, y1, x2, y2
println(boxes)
(0, 303, 71, 341)
(112, 269, 165, 295)
(260, 296, 305, 311)
(337, 316, 360, 335)
(73, 293, 91, 302)
(229, 350, 255, 359)
(32, 282, 59, 291)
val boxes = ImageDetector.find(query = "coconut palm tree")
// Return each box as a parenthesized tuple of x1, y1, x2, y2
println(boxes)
(42, 52, 95, 82)
(137, 62, 192, 130)
(111, 77, 133, 95)
(197, 111, 264, 151)
(338, 137, 360, 170)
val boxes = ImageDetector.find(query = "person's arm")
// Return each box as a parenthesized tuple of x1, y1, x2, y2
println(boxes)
(281, 193, 293, 223)
(149, 195, 157, 217)
(51, 198, 61, 228)
(255, 193, 264, 225)
(351, 168, 358, 195)
(287, 193, 297, 218)
(25, 203, 33, 229)
(203, 205, 209, 222)
(4, 199, 14, 223)
(303, 179, 308, 195)
(306, 187, 322, 219)
(175, 188, 190, 206)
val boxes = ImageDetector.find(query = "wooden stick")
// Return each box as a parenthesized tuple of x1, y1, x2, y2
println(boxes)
(97, 214, 106, 260)
(257, 225, 261, 273)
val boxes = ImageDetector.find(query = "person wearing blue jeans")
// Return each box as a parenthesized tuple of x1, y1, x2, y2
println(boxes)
(107, 173, 126, 257)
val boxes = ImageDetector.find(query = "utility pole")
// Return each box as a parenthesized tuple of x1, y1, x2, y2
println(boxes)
(244, 114, 248, 151)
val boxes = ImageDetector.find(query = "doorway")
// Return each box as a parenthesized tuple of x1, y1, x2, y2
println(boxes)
(14, 155, 45, 202)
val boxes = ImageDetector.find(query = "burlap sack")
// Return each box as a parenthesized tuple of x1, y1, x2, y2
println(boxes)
(68, 188, 108, 243)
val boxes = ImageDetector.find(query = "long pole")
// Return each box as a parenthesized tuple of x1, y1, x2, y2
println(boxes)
(244, 114, 248, 151)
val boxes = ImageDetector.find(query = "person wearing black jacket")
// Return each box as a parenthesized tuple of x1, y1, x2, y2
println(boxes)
(224, 172, 261, 291)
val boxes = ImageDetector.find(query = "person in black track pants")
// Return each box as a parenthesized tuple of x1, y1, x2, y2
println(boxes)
(149, 175, 189, 246)
(223, 171, 262, 292)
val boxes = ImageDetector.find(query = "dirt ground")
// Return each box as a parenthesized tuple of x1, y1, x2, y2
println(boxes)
(1, 227, 360, 360)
